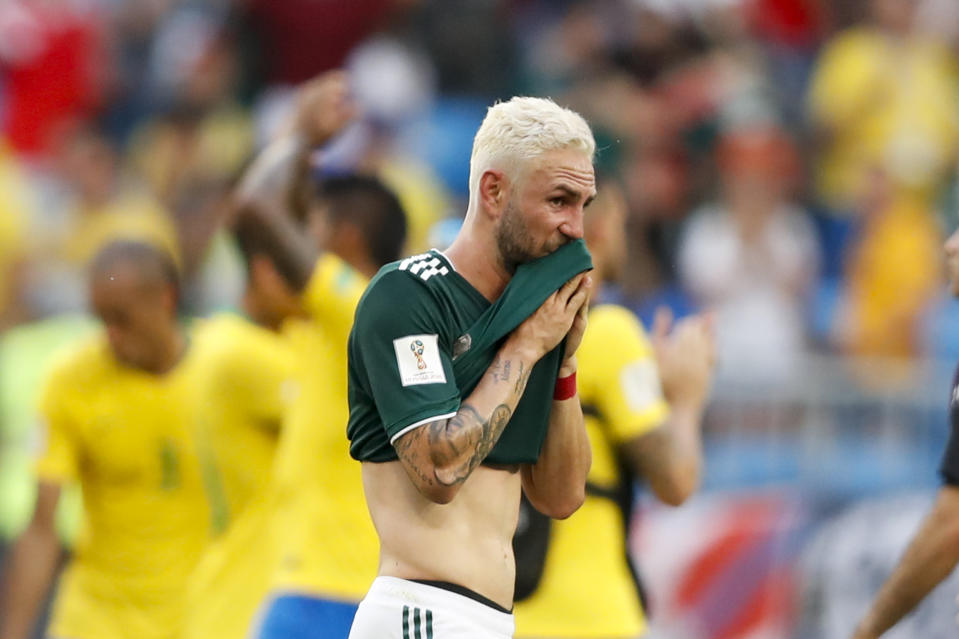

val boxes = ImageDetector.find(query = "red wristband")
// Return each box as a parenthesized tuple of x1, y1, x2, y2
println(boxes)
(553, 371, 577, 401)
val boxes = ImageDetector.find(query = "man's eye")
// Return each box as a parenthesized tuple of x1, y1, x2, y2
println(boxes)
(550, 197, 565, 207)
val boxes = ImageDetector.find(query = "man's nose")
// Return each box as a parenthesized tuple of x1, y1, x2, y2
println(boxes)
(559, 209, 585, 240)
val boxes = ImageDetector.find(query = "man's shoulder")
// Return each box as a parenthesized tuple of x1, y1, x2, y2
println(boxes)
(39, 334, 115, 415)
(361, 251, 454, 309)
(44, 333, 113, 387)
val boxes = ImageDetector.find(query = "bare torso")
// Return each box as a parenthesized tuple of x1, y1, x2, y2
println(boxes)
(362, 461, 522, 609)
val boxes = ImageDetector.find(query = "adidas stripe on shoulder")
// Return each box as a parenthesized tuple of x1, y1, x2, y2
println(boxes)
(398, 253, 449, 282)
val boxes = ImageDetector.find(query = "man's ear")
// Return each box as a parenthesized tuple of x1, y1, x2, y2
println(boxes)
(479, 169, 509, 219)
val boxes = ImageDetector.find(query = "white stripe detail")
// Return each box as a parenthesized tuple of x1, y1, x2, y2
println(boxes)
(389, 411, 458, 444)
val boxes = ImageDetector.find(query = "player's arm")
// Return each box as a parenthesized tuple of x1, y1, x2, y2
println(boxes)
(0, 482, 63, 639)
(394, 274, 591, 506)
(851, 485, 959, 639)
(620, 309, 715, 506)
(231, 70, 355, 291)
(520, 299, 593, 520)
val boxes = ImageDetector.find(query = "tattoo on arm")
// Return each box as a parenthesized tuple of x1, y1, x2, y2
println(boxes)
(514, 362, 532, 395)
(395, 402, 515, 489)
(394, 354, 532, 491)
(491, 357, 511, 383)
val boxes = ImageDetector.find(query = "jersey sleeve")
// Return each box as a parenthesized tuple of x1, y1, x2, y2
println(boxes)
(351, 270, 461, 443)
(34, 367, 81, 483)
(301, 253, 368, 347)
(581, 306, 669, 444)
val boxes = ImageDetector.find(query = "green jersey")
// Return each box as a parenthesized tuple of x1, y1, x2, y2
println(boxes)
(347, 250, 563, 464)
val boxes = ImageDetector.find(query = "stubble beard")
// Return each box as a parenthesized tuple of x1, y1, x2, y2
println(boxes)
(494, 199, 538, 275)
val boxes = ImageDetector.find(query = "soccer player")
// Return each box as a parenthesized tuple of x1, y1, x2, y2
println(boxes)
(0, 241, 211, 639)
(512, 177, 715, 639)
(255, 174, 408, 639)
(346, 96, 596, 638)
(181, 216, 300, 639)
(852, 227, 959, 638)
(184, 70, 408, 639)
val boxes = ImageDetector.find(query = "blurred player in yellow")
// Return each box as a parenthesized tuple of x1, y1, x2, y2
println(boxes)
(182, 70, 409, 639)
(180, 215, 301, 639)
(256, 174, 406, 639)
(0, 241, 212, 639)
(512, 177, 716, 639)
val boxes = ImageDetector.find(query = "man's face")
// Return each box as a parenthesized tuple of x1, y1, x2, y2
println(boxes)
(945, 228, 959, 297)
(494, 148, 596, 272)
(90, 266, 176, 370)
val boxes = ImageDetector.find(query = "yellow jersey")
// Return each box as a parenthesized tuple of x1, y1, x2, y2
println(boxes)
(191, 313, 295, 526)
(513, 305, 669, 638)
(35, 334, 211, 639)
(808, 27, 959, 212)
(269, 253, 379, 599)
(182, 313, 296, 639)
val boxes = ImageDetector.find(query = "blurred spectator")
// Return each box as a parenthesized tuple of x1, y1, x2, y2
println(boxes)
(0, 0, 108, 157)
(125, 26, 250, 314)
(0, 143, 32, 330)
(678, 126, 819, 386)
(807, 0, 959, 219)
(239, 0, 415, 88)
(22, 125, 177, 318)
(834, 180, 942, 375)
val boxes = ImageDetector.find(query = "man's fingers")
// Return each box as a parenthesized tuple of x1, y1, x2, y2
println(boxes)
(556, 273, 586, 303)
(567, 274, 592, 311)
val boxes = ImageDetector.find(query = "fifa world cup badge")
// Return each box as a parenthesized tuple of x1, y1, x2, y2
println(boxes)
(411, 339, 427, 370)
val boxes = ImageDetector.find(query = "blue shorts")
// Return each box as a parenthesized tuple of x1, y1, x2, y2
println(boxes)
(255, 593, 359, 639)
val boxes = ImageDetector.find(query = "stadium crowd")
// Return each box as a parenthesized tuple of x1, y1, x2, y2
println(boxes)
(1, 0, 959, 638)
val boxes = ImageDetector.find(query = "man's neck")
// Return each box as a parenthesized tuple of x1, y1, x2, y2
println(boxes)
(144, 328, 188, 375)
(445, 229, 511, 303)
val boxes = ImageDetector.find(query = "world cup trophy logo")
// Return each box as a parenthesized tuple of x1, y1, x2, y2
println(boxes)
(411, 339, 427, 370)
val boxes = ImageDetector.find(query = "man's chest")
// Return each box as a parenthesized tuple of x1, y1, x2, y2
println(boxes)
(74, 382, 200, 490)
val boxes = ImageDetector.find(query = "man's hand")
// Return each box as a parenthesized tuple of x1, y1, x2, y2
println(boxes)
(293, 70, 357, 147)
(651, 307, 716, 410)
(509, 273, 592, 364)
(560, 272, 593, 374)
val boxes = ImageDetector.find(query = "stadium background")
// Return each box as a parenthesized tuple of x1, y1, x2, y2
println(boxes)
(2, 0, 959, 637)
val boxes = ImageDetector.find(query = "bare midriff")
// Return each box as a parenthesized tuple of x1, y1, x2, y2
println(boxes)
(362, 461, 522, 610)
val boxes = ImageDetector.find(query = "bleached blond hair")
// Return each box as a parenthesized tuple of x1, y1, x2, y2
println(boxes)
(468, 96, 596, 198)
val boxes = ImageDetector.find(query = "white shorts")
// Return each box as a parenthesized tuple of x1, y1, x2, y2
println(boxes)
(348, 577, 515, 639)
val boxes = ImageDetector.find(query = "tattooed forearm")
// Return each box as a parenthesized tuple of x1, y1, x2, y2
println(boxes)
(394, 429, 440, 488)
(514, 362, 532, 395)
(426, 402, 514, 487)
(428, 404, 485, 461)
(393, 349, 536, 496)
(490, 357, 512, 383)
